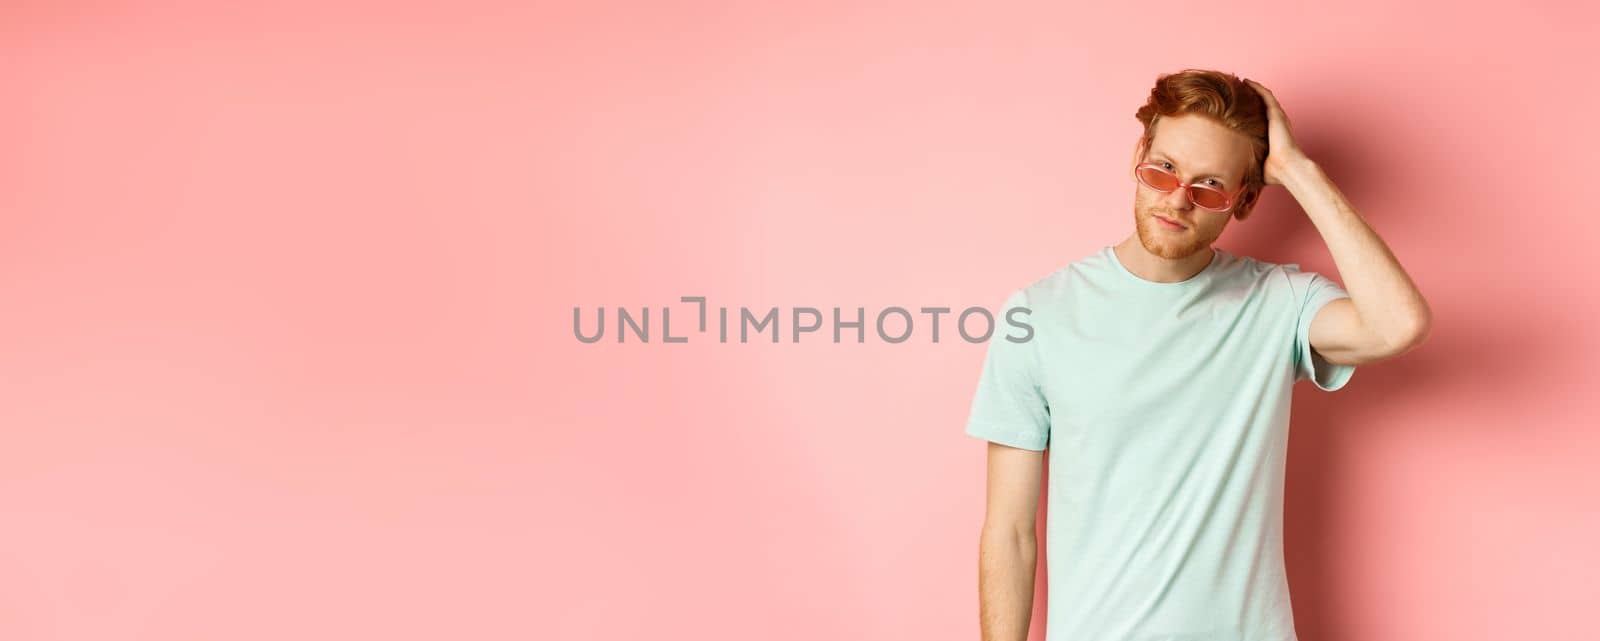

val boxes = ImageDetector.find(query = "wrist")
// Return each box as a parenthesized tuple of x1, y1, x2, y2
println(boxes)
(1277, 155, 1322, 189)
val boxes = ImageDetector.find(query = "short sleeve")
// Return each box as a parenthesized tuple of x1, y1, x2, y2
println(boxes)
(964, 289, 1051, 450)
(1287, 267, 1356, 392)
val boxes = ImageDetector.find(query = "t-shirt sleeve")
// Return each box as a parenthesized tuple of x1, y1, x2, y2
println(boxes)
(1287, 266, 1357, 392)
(964, 289, 1051, 450)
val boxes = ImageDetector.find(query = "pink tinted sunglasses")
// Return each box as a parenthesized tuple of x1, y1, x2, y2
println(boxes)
(1133, 160, 1246, 212)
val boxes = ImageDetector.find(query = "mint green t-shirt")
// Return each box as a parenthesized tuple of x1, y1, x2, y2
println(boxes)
(965, 245, 1355, 641)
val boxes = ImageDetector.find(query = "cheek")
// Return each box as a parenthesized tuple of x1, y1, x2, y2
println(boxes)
(1132, 189, 1157, 211)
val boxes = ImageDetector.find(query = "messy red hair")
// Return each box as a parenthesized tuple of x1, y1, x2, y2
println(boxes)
(1135, 69, 1270, 221)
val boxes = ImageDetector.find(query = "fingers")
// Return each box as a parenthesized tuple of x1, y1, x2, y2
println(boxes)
(1244, 78, 1275, 105)
(1245, 79, 1285, 115)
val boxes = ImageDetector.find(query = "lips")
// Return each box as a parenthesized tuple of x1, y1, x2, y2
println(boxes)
(1154, 215, 1188, 231)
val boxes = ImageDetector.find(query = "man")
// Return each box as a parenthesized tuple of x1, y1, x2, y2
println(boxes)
(964, 69, 1431, 641)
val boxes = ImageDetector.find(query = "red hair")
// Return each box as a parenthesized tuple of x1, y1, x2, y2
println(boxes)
(1135, 69, 1270, 220)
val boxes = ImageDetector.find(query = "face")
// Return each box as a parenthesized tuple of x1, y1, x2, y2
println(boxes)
(1129, 113, 1255, 259)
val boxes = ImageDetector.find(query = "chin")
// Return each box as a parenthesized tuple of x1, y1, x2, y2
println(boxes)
(1136, 218, 1207, 260)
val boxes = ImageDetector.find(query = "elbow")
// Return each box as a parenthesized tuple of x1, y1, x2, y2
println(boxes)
(1383, 308, 1433, 354)
(980, 517, 1038, 544)
(979, 520, 1039, 562)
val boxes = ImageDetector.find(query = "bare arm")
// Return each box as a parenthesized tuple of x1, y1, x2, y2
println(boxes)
(977, 441, 1045, 641)
(1245, 79, 1433, 365)
(1283, 159, 1430, 364)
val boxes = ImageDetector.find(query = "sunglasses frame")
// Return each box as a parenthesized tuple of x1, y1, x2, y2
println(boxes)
(1133, 160, 1247, 212)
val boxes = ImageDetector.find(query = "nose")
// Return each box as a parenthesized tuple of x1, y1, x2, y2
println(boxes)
(1163, 184, 1195, 211)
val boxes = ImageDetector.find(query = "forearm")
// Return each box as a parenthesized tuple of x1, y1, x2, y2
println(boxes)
(1279, 158, 1432, 346)
(977, 524, 1038, 641)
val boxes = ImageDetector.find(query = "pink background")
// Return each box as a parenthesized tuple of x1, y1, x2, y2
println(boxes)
(4, 2, 1598, 639)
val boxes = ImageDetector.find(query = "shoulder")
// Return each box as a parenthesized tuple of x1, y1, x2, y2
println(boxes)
(1220, 249, 1323, 293)
(1006, 246, 1106, 307)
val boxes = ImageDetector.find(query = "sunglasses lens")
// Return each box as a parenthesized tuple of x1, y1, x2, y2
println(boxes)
(1190, 187, 1230, 210)
(1136, 166, 1178, 191)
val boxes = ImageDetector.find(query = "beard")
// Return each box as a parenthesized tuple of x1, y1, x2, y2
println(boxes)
(1133, 201, 1216, 260)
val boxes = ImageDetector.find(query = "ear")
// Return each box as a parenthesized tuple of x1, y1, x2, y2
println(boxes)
(1233, 187, 1262, 220)
(1130, 136, 1147, 176)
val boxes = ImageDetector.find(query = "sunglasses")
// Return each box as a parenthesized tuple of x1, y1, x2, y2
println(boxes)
(1133, 160, 1246, 212)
